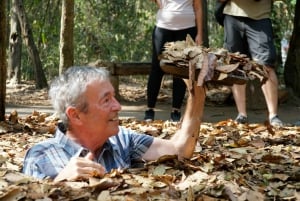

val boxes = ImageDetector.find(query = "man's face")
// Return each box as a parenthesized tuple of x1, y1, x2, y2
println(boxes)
(79, 80, 121, 141)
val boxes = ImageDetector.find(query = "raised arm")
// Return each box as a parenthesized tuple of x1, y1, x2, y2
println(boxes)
(142, 80, 206, 160)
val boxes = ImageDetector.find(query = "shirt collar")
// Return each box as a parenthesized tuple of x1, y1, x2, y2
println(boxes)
(54, 123, 119, 158)
(54, 123, 87, 157)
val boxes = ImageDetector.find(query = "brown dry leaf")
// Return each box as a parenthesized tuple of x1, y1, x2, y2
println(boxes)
(176, 171, 209, 191)
(1, 107, 300, 200)
(152, 164, 167, 176)
(215, 63, 240, 73)
(0, 186, 26, 201)
(249, 138, 265, 148)
(88, 177, 119, 190)
(203, 135, 216, 146)
(245, 190, 265, 201)
(261, 153, 284, 164)
(8, 110, 19, 124)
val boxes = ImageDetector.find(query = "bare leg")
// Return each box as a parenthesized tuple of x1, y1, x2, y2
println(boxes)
(232, 84, 247, 117)
(261, 67, 279, 119)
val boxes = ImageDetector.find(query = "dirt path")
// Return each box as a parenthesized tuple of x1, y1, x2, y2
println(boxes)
(6, 100, 300, 125)
(5, 80, 300, 125)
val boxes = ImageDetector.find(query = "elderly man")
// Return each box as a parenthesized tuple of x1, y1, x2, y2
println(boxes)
(22, 66, 205, 182)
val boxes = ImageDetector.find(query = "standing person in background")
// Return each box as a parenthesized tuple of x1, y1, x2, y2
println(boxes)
(222, 0, 283, 126)
(144, 0, 203, 122)
(280, 31, 290, 68)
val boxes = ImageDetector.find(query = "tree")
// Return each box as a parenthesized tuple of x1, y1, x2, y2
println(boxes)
(202, 0, 209, 47)
(59, 0, 74, 74)
(14, 0, 48, 89)
(7, 0, 22, 86)
(284, 0, 300, 97)
(0, 0, 7, 121)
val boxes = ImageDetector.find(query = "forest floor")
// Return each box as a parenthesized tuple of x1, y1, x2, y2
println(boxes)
(2, 76, 300, 200)
(5, 75, 300, 124)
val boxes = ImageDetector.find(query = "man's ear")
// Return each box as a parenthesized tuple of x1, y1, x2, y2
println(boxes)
(66, 106, 82, 124)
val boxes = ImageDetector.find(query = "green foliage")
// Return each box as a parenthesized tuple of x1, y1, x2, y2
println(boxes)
(271, 1, 295, 77)
(272, 1, 295, 42)
(74, 0, 156, 64)
(17, 0, 295, 81)
(207, 1, 225, 48)
(21, 0, 61, 80)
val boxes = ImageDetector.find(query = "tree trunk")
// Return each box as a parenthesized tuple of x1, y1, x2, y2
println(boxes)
(14, 0, 48, 89)
(284, 0, 300, 97)
(7, 0, 22, 86)
(59, 0, 74, 74)
(0, 0, 7, 121)
(202, 0, 209, 47)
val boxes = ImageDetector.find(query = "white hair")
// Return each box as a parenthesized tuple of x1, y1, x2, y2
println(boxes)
(49, 66, 110, 128)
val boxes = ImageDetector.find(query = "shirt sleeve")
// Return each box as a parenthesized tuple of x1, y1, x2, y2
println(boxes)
(118, 127, 154, 160)
(22, 143, 69, 179)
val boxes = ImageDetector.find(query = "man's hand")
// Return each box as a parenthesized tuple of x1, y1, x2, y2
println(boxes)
(54, 152, 105, 182)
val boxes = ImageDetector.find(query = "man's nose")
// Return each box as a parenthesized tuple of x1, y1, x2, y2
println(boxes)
(112, 97, 122, 111)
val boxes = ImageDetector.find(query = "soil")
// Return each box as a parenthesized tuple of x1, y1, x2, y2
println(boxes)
(5, 76, 300, 125)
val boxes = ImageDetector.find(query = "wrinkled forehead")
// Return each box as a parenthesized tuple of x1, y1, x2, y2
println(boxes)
(85, 79, 114, 97)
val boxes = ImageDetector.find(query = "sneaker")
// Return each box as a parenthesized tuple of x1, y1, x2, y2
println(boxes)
(235, 114, 248, 124)
(171, 110, 181, 122)
(270, 115, 283, 127)
(294, 120, 300, 127)
(144, 109, 154, 121)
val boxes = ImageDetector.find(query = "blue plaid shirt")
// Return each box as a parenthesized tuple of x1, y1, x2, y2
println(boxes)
(22, 124, 154, 179)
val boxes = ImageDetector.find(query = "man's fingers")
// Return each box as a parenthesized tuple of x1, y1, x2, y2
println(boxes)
(69, 156, 106, 178)
(87, 166, 105, 178)
(84, 152, 95, 160)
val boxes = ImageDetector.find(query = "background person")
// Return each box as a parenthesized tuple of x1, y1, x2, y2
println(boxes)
(22, 66, 206, 182)
(280, 31, 290, 68)
(222, 0, 283, 126)
(144, 0, 203, 121)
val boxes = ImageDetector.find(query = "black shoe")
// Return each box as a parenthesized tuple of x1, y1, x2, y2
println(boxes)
(171, 110, 181, 122)
(235, 114, 248, 124)
(144, 109, 154, 121)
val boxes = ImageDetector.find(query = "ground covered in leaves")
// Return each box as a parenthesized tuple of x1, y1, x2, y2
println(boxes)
(1, 112, 300, 200)
(2, 79, 300, 200)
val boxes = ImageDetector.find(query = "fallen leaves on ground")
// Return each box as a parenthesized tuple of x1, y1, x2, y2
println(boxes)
(6, 81, 51, 106)
(1, 110, 300, 201)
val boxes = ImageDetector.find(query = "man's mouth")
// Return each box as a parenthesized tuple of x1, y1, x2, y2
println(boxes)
(110, 117, 119, 121)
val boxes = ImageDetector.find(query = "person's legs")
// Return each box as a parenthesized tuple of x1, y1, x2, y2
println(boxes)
(246, 18, 282, 126)
(170, 77, 186, 121)
(169, 27, 198, 121)
(294, 120, 300, 126)
(145, 27, 174, 120)
(172, 77, 186, 109)
(224, 15, 249, 122)
(172, 27, 197, 109)
(146, 27, 165, 109)
(261, 67, 279, 119)
(232, 84, 247, 116)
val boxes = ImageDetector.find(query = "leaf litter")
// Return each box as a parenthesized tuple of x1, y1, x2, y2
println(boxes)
(3, 80, 300, 200)
(0, 109, 300, 201)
